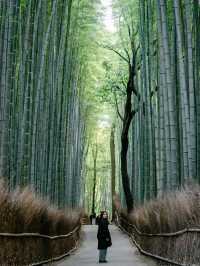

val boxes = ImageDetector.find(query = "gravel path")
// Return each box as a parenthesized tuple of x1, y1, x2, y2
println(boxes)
(56, 225, 157, 266)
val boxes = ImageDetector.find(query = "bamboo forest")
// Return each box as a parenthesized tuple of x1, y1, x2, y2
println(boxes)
(0, 0, 200, 265)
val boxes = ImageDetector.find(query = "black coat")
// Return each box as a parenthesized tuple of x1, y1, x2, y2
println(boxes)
(97, 219, 112, 249)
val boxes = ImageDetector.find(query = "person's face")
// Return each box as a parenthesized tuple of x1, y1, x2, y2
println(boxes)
(103, 212, 107, 219)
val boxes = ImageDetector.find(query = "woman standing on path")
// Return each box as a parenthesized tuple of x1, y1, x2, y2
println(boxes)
(97, 211, 112, 263)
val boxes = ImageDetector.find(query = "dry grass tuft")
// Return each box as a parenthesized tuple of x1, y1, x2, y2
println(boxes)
(129, 185, 200, 234)
(0, 182, 81, 235)
(120, 185, 200, 265)
(0, 179, 82, 265)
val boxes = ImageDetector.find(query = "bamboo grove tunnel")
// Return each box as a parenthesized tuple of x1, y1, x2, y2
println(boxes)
(0, 0, 200, 265)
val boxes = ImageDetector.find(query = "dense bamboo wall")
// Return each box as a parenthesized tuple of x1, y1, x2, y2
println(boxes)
(0, 0, 95, 208)
(115, 0, 200, 205)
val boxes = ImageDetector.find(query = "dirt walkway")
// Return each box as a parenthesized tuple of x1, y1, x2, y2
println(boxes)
(56, 225, 157, 266)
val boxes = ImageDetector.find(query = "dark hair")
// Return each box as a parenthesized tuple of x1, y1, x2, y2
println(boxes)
(100, 211, 104, 219)
(100, 211, 107, 219)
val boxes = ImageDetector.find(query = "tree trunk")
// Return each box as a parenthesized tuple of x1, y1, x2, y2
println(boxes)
(110, 124, 116, 220)
(92, 143, 98, 214)
(121, 76, 136, 212)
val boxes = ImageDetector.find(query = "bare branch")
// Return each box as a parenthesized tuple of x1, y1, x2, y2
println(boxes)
(124, 47, 131, 64)
(137, 58, 141, 71)
(102, 45, 130, 64)
(127, 23, 132, 42)
(134, 44, 140, 57)
(121, 80, 127, 91)
(91, 142, 98, 159)
(130, 27, 139, 53)
(118, 22, 131, 65)
(133, 26, 139, 37)
(115, 85, 126, 96)
(113, 89, 124, 121)
(130, 108, 139, 118)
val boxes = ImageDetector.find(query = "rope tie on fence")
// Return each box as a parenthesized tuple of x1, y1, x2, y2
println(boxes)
(0, 224, 81, 239)
(119, 215, 200, 237)
(116, 212, 199, 266)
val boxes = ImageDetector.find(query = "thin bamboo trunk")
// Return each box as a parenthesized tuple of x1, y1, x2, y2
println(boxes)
(110, 125, 116, 220)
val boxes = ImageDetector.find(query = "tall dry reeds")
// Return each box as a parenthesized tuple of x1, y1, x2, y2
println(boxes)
(119, 186, 200, 265)
(0, 180, 81, 235)
(0, 179, 82, 265)
(129, 185, 200, 234)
